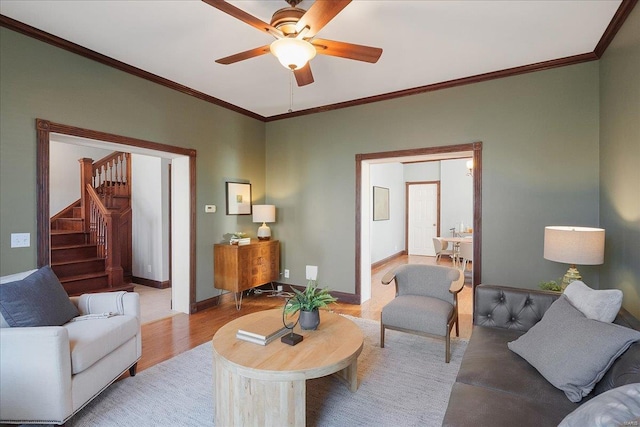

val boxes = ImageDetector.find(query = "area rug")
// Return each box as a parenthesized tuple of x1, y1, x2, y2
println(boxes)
(66, 315, 467, 427)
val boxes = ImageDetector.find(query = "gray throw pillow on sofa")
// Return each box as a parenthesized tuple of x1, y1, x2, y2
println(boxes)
(0, 266, 78, 327)
(508, 295, 640, 403)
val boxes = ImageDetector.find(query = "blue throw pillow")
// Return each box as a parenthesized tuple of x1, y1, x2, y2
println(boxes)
(0, 266, 79, 327)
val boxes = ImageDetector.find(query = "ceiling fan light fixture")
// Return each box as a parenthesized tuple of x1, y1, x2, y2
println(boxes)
(270, 38, 316, 70)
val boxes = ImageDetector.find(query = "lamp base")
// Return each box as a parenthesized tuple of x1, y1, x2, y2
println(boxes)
(281, 332, 303, 346)
(561, 265, 582, 290)
(257, 223, 271, 241)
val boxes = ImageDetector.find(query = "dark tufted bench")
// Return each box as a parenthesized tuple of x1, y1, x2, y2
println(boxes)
(442, 284, 640, 427)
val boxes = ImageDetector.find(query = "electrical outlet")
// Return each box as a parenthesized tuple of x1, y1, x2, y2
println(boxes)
(284, 269, 290, 279)
(147, 265, 152, 273)
(306, 265, 318, 280)
(11, 233, 30, 248)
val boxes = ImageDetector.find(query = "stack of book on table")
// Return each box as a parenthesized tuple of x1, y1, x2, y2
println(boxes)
(230, 237, 251, 245)
(236, 315, 290, 345)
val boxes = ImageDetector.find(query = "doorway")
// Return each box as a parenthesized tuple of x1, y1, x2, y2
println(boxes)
(36, 119, 197, 313)
(356, 142, 482, 303)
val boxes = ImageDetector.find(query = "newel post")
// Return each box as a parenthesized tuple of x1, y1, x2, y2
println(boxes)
(79, 158, 94, 234)
(105, 211, 124, 288)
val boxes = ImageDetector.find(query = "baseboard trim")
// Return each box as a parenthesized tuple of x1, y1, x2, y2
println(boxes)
(132, 276, 171, 289)
(194, 295, 219, 313)
(193, 291, 240, 313)
(371, 251, 406, 270)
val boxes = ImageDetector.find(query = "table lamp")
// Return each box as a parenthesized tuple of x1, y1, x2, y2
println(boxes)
(543, 226, 605, 290)
(253, 205, 276, 240)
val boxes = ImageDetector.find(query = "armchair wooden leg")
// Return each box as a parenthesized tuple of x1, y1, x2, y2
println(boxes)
(455, 317, 459, 337)
(380, 323, 385, 348)
(129, 363, 138, 377)
(445, 330, 451, 363)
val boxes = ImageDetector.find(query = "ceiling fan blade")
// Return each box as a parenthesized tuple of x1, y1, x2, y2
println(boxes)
(312, 39, 382, 63)
(215, 45, 271, 65)
(202, 0, 283, 38)
(295, 0, 350, 38)
(294, 64, 314, 87)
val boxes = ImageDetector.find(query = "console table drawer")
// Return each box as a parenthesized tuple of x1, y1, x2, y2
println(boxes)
(214, 240, 280, 294)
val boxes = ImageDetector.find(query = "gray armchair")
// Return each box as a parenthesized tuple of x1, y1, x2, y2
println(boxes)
(380, 264, 464, 363)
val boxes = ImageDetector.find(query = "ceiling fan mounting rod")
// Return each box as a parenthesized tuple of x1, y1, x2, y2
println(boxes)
(285, 0, 303, 7)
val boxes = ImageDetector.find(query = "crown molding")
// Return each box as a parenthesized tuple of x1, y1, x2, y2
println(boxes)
(2, 0, 636, 122)
(0, 14, 264, 122)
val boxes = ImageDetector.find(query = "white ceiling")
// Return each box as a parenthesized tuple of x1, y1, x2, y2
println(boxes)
(0, 0, 622, 119)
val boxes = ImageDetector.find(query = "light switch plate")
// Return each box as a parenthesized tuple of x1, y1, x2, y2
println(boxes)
(205, 205, 216, 213)
(11, 233, 30, 248)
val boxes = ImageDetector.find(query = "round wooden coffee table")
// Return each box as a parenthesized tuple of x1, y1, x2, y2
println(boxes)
(212, 309, 364, 427)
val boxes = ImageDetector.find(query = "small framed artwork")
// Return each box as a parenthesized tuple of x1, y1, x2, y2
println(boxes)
(373, 186, 389, 221)
(226, 182, 252, 215)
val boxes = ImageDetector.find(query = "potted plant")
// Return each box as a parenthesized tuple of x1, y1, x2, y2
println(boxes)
(539, 278, 562, 292)
(284, 280, 337, 330)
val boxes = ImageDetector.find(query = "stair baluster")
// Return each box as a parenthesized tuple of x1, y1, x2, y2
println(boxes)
(86, 184, 123, 288)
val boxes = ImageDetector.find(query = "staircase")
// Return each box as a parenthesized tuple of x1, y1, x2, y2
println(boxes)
(50, 152, 134, 296)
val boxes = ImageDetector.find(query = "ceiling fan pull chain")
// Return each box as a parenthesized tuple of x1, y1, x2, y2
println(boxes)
(289, 71, 294, 113)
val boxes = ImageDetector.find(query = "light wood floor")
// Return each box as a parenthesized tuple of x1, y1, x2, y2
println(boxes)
(133, 285, 178, 324)
(133, 255, 473, 376)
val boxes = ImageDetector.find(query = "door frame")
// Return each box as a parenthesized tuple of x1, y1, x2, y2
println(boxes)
(36, 119, 198, 313)
(355, 141, 482, 300)
(406, 180, 440, 256)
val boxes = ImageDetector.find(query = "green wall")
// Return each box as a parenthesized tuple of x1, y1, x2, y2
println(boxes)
(266, 62, 601, 294)
(2, 13, 637, 314)
(0, 28, 265, 302)
(599, 5, 640, 318)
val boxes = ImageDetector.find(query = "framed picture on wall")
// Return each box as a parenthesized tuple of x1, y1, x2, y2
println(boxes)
(226, 182, 252, 215)
(373, 186, 389, 221)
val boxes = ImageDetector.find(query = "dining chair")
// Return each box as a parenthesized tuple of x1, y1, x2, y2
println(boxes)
(433, 238, 456, 264)
(459, 242, 473, 271)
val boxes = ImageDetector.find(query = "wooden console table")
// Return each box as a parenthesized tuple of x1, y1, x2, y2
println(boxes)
(212, 309, 364, 427)
(213, 239, 279, 309)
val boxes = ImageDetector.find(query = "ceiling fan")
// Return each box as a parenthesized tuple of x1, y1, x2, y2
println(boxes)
(202, 0, 383, 86)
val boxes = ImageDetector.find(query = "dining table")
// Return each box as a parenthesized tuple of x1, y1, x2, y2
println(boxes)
(440, 236, 472, 267)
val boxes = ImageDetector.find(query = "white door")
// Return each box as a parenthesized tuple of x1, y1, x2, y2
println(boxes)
(408, 183, 438, 256)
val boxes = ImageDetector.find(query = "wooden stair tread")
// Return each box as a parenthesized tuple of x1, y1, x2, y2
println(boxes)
(59, 272, 108, 282)
(51, 257, 104, 266)
(51, 243, 97, 250)
(51, 230, 87, 235)
(68, 284, 135, 297)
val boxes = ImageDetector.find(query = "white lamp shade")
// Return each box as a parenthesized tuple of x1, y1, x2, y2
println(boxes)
(544, 226, 605, 265)
(253, 205, 276, 223)
(270, 38, 316, 70)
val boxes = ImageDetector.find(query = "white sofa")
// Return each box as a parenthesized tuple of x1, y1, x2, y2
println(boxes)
(0, 269, 142, 425)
